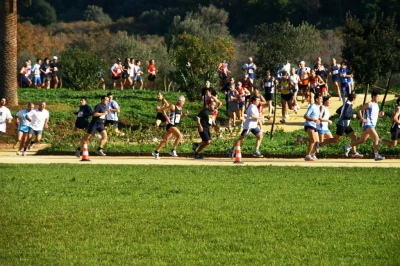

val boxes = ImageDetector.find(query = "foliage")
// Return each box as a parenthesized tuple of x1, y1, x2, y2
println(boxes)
(1, 164, 400, 264)
(59, 48, 106, 91)
(18, 0, 57, 26)
(255, 21, 320, 75)
(341, 13, 400, 86)
(83, 5, 112, 24)
(170, 33, 236, 101)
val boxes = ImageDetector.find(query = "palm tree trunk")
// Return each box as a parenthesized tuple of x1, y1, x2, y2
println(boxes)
(0, 0, 18, 106)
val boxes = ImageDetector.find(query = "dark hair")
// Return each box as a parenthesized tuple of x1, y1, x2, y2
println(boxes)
(348, 94, 356, 102)
(101, 95, 108, 100)
(106, 92, 113, 97)
(251, 96, 259, 103)
(36, 58, 41, 63)
(135, 60, 140, 64)
(397, 97, 400, 105)
(314, 93, 322, 102)
(322, 95, 331, 104)
(371, 90, 380, 97)
(80, 96, 87, 101)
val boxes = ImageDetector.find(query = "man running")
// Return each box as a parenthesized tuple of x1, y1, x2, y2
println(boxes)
(192, 101, 220, 159)
(24, 101, 50, 155)
(152, 96, 189, 159)
(76, 95, 109, 157)
(380, 97, 400, 147)
(302, 94, 322, 161)
(343, 90, 385, 161)
(15, 102, 34, 155)
(228, 96, 264, 159)
(315, 94, 362, 158)
(0, 98, 13, 138)
(73, 96, 93, 132)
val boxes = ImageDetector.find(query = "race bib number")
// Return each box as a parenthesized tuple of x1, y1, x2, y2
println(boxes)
(78, 111, 83, 117)
(265, 82, 271, 87)
(208, 115, 213, 125)
(332, 70, 338, 75)
(248, 69, 253, 74)
(174, 114, 181, 124)
(100, 115, 105, 119)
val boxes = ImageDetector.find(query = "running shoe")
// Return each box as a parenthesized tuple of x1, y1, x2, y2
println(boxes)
(267, 115, 271, 120)
(22, 151, 26, 156)
(315, 142, 321, 153)
(285, 114, 289, 119)
(294, 135, 303, 146)
(28, 143, 33, 150)
(253, 151, 264, 158)
(374, 154, 385, 161)
(169, 150, 178, 157)
(194, 154, 204, 159)
(151, 151, 160, 160)
(311, 154, 318, 160)
(343, 145, 351, 157)
(16, 150, 21, 155)
(228, 148, 234, 159)
(304, 155, 315, 161)
(351, 153, 363, 159)
(280, 118, 286, 123)
(75, 148, 81, 158)
(95, 149, 106, 156)
(191, 143, 198, 153)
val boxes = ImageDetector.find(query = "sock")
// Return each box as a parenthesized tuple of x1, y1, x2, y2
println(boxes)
(98, 147, 102, 151)
(30, 141, 34, 145)
(23, 147, 27, 151)
(155, 150, 159, 154)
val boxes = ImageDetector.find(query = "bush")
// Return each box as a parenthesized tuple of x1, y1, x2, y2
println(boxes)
(59, 48, 106, 91)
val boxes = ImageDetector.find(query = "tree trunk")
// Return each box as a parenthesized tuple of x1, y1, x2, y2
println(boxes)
(380, 74, 392, 111)
(0, 0, 18, 106)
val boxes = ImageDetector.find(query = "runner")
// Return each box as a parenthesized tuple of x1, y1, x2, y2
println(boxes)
(252, 88, 267, 128)
(329, 58, 341, 100)
(105, 92, 123, 135)
(308, 69, 325, 104)
(298, 61, 310, 103)
(262, 70, 276, 120)
(302, 93, 322, 161)
(236, 81, 250, 127)
(73, 96, 93, 132)
(192, 101, 220, 159)
(147, 59, 157, 90)
(23, 101, 50, 155)
(228, 96, 264, 158)
(295, 95, 332, 146)
(227, 83, 240, 129)
(151, 96, 189, 159)
(76, 95, 110, 157)
(380, 97, 400, 147)
(343, 90, 385, 161)
(315, 94, 363, 158)
(0, 98, 13, 138)
(111, 58, 123, 90)
(133, 60, 144, 90)
(203, 87, 222, 121)
(155, 91, 169, 126)
(289, 67, 300, 114)
(15, 102, 35, 155)
(242, 57, 257, 83)
(31, 59, 42, 89)
(339, 60, 353, 103)
(279, 72, 292, 123)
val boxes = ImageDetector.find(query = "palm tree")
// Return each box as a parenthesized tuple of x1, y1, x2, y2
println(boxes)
(0, 0, 23, 106)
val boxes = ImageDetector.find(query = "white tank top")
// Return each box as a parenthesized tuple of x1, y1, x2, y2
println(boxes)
(363, 102, 379, 127)
(319, 106, 330, 131)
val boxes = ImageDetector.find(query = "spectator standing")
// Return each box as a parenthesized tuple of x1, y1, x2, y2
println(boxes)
(0, 98, 13, 138)
(111, 58, 123, 90)
(31, 59, 42, 89)
(40, 58, 51, 89)
(50, 56, 59, 89)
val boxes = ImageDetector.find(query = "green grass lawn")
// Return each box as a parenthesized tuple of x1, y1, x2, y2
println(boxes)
(1, 164, 399, 265)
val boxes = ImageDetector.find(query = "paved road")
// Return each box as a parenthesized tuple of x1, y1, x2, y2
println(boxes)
(1, 150, 399, 168)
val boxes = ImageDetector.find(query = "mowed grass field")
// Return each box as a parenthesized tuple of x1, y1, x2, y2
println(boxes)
(1, 164, 399, 265)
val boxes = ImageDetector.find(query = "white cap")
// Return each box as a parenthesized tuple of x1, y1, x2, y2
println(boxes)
(300, 61, 305, 65)
(52, 56, 58, 60)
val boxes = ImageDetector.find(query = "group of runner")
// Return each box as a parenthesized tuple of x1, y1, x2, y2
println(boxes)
(19, 56, 60, 89)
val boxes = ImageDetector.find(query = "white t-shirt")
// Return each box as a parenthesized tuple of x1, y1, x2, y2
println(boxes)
(0, 106, 13, 133)
(243, 104, 259, 129)
(27, 108, 50, 131)
(282, 63, 291, 73)
(106, 100, 120, 121)
(32, 63, 41, 77)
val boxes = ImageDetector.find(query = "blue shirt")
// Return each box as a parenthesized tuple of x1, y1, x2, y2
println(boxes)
(90, 103, 108, 124)
(304, 103, 320, 128)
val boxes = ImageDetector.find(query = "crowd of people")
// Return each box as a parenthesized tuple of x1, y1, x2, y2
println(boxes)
(3, 56, 399, 161)
(19, 56, 59, 89)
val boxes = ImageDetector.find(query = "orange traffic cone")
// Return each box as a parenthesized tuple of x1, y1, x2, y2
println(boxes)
(233, 143, 244, 164)
(81, 141, 91, 162)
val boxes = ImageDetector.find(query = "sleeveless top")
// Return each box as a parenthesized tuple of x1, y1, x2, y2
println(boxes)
(392, 107, 400, 129)
(263, 77, 274, 94)
(363, 102, 379, 127)
(237, 88, 246, 103)
(309, 76, 319, 89)
(331, 64, 339, 77)
(319, 106, 330, 131)
(299, 68, 310, 85)
(280, 79, 290, 95)
(169, 106, 182, 125)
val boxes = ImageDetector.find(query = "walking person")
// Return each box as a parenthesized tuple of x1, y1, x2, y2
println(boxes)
(228, 96, 264, 159)
(76, 95, 110, 157)
(0, 98, 13, 138)
(343, 90, 385, 161)
(152, 96, 189, 159)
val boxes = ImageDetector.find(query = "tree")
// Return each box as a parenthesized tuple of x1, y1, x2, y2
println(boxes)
(255, 21, 320, 75)
(18, 0, 57, 26)
(170, 33, 235, 101)
(84, 5, 112, 24)
(0, 0, 18, 106)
